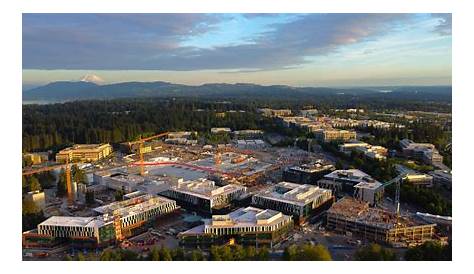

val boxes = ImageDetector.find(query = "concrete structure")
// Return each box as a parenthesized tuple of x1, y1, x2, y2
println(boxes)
(400, 139, 443, 165)
(283, 161, 335, 185)
(24, 190, 46, 210)
(252, 182, 333, 224)
(56, 144, 112, 163)
(314, 129, 357, 143)
(179, 207, 293, 248)
(161, 178, 247, 213)
(327, 197, 436, 247)
(317, 169, 382, 196)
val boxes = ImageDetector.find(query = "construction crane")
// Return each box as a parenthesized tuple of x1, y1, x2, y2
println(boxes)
(126, 132, 169, 152)
(22, 160, 75, 205)
(128, 132, 168, 176)
(65, 158, 73, 205)
(382, 172, 408, 216)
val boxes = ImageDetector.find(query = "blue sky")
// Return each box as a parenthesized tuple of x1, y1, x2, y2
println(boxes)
(22, 13, 451, 87)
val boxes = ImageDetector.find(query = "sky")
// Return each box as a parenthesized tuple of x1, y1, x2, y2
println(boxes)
(22, 13, 452, 88)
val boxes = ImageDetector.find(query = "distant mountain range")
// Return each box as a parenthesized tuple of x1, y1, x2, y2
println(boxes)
(22, 80, 452, 103)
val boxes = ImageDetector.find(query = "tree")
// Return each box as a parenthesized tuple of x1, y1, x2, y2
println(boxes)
(283, 244, 332, 261)
(256, 246, 269, 261)
(77, 252, 86, 261)
(159, 246, 172, 261)
(114, 189, 125, 201)
(210, 246, 222, 261)
(85, 190, 95, 206)
(354, 244, 397, 261)
(28, 176, 42, 192)
(220, 246, 233, 261)
(190, 250, 204, 261)
(149, 247, 161, 261)
(56, 169, 68, 197)
(405, 241, 451, 261)
(283, 245, 298, 260)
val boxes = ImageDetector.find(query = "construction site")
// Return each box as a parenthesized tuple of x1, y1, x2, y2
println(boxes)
(21, 128, 447, 260)
(326, 197, 437, 247)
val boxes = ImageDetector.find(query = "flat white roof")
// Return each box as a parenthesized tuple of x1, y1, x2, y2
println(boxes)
(39, 216, 107, 228)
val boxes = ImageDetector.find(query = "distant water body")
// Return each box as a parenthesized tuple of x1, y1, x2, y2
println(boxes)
(22, 100, 61, 105)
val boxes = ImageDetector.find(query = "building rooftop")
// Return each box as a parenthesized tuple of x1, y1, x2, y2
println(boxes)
(58, 143, 110, 153)
(38, 216, 108, 228)
(288, 161, 334, 173)
(323, 169, 381, 184)
(93, 194, 176, 217)
(254, 182, 332, 207)
(170, 178, 246, 200)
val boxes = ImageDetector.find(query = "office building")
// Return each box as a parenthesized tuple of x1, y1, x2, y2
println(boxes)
(400, 139, 443, 165)
(161, 178, 247, 213)
(56, 144, 112, 163)
(317, 169, 382, 196)
(23, 194, 179, 248)
(252, 182, 333, 224)
(179, 207, 293, 248)
(283, 161, 335, 185)
(314, 129, 357, 143)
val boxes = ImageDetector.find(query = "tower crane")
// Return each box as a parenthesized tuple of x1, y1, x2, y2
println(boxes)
(131, 132, 169, 176)
(382, 172, 408, 216)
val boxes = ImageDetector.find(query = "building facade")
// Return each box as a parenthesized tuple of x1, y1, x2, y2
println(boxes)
(179, 207, 293, 248)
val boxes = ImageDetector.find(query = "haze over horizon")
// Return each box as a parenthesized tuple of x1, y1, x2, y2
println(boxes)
(23, 13, 452, 87)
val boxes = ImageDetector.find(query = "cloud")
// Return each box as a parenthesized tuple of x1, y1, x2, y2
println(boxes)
(23, 13, 446, 71)
(431, 13, 452, 36)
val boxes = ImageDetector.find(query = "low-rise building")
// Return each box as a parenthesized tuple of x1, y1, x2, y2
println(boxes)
(56, 144, 112, 163)
(317, 169, 381, 196)
(23, 152, 50, 165)
(252, 182, 333, 224)
(167, 131, 197, 139)
(23, 194, 179, 248)
(429, 170, 452, 189)
(24, 190, 46, 210)
(283, 161, 335, 185)
(400, 139, 443, 165)
(160, 178, 247, 214)
(234, 139, 267, 150)
(179, 207, 293, 248)
(232, 129, 264, 139)
(326, 197, 437, 247)
(210, 127, 232, 134)
(404, 173, 434, 187)
(353, 181, 384, 206)
(313, 129, 357, 143)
